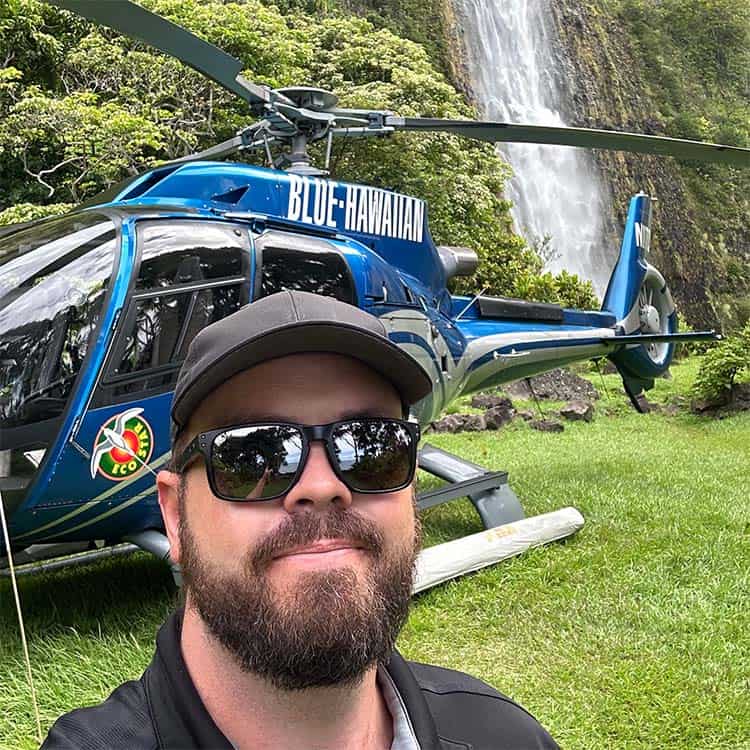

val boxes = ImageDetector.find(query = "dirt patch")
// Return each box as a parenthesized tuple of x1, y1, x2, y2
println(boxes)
(691, 383, 750, 418)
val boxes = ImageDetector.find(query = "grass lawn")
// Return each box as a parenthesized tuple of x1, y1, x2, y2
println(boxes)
(1, 358, 749, 749)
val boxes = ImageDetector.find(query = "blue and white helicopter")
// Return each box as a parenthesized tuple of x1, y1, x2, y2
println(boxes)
(0, 0, 742, 577)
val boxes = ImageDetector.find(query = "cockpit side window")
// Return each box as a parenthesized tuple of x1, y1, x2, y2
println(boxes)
(97, 220, 250, 404)
(113, 286, 243, 376)
(136, 222, 244, 290)
(255, 231, 356, 305)
(0, 213, 117, 431)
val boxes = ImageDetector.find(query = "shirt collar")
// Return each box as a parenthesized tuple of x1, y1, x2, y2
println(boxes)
(146, 609, 443, 750)
(378, 665, 420, 750)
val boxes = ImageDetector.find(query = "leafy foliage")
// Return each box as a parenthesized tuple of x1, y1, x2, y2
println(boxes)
(691, 320, 750, 401)
(0, 200, 71, 225)
(0, 0, 595, 307)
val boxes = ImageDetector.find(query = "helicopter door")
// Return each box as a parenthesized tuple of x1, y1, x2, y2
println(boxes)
(93, 220, 251, 405)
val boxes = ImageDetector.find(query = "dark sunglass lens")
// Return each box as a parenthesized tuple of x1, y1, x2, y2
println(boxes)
(332, 420, 413, 492)
(211, 425, 303, 500)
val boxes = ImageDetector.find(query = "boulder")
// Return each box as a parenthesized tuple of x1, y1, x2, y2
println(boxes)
(691, 383, 750, 416)
(431, 413, 486, 433)
(530, 419, 564, 433)
(559, 400, 594, 422)
(516, 409, 535, 421)
(505, 368, 600, 401)
(461, 414, 488, 432)
(430, 415, 464, 433)
(484, 404, 514, 429)
(471, 393, 514, 410)
(690, 395, 727, 414)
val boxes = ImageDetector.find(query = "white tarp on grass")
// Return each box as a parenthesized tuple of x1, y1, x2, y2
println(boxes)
(413, 506, 585, 593)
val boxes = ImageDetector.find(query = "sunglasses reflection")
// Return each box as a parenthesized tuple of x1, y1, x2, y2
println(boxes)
(245, 467, 274, 500)
(333, 422, 412, 490)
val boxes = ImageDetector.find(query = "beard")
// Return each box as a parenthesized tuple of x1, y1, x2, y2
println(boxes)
(178, 491, 420, 691)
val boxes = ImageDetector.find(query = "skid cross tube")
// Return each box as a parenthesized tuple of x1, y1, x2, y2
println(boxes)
(417, 472, 509, 510)
(417, 443, 525, 528)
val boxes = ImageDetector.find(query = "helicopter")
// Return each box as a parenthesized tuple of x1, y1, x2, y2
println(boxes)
(0, 0, 741, 577)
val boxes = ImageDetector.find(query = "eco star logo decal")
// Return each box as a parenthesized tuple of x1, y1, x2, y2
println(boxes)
(90, 407, 154, 481)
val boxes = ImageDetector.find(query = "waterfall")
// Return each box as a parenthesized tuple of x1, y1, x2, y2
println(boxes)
(456, 0, 614, 296)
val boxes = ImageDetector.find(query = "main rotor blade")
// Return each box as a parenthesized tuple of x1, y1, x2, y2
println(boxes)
(48, 0, 271, 111)
(156, 125, 276, 166)
(387, 117, 750, 168)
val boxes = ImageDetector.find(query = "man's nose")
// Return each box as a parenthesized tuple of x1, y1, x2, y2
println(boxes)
(282, 442, 353, 513)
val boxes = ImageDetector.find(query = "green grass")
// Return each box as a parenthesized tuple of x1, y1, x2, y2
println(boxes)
(2, 359, 749, 749)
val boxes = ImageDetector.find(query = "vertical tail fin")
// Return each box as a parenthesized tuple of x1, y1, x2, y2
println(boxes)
(602, 193, 678, 406)
(602, 192, 653, 321)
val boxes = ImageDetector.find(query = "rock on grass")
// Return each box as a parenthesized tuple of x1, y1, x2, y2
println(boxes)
(505, 368, 600, 401)
(530, 419, 564, 433)
(560, 400, 594, 422)
(431, 414, 486, 432)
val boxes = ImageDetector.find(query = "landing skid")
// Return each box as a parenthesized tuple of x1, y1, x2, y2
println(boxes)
(412, 443, 584, 592)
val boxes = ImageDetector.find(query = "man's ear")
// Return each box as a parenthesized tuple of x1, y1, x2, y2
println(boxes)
(157, 469, 182, 566)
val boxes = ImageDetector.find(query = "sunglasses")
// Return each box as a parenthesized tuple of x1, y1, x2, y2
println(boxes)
(174, 417, 421, 502)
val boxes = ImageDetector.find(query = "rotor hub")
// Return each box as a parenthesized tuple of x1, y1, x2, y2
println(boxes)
(275, 87, 338, 111)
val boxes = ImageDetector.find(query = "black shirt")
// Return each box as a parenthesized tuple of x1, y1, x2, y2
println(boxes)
(41, 610, 559, 749)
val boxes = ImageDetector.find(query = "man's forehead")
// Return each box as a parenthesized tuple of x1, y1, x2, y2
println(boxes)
(188, 352, 403, 430)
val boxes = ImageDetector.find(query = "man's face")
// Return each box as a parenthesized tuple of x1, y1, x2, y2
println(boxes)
(159, 352, 420, 690)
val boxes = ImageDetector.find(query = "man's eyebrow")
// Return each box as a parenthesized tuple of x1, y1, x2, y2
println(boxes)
(337, 408, 392, 420)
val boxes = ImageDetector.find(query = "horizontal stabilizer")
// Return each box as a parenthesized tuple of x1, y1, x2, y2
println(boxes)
(412, 507, 584, 593)
(604, 330, 719, 345)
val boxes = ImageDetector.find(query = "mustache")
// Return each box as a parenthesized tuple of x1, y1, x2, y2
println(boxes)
(250, 509, 385, 571)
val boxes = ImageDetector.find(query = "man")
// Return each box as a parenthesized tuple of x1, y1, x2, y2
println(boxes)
(42, 290, 559, 749)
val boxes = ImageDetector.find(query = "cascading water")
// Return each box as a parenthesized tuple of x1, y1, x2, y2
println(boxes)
(456, 0, 615, 295)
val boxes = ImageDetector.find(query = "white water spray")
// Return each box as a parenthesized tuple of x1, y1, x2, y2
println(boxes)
(456, 0, 614, 294)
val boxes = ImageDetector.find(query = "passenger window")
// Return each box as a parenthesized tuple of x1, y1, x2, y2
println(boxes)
(136, 221, 245, 289)
(100, 220, 249, 401)
(256, 232, 355, 304)
(112, 286, 243, 376)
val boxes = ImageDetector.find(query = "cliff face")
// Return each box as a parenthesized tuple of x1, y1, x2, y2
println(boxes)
(548, 0, 715, 327)
(439, 0, 475, 102)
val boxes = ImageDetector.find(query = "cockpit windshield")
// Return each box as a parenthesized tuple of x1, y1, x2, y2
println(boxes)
(0, 213, 117, 431)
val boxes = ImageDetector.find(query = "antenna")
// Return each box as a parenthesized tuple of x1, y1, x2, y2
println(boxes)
(0, 490, 42, 743)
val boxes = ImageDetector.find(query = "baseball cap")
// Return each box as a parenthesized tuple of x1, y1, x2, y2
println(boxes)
(171, 290, 433, 434)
